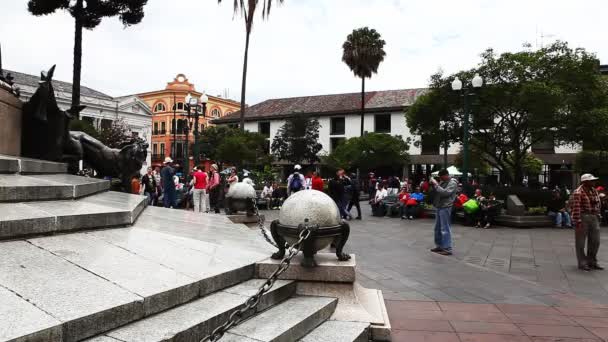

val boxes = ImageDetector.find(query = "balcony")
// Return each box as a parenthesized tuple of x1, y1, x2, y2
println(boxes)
(153, 129, 167, 135)
(170, 129, 188, 135)
(151, 154, 165, 162)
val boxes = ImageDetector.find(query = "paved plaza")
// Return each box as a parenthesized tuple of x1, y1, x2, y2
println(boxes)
(260, 203, 608, 341)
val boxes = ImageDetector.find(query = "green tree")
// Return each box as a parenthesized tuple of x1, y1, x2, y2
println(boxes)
(324, 133, 409, 173)
(342, 27, 386, 135)
(69, 119, 100, 140)
(28, 0, 148, 113)
(406, 41, 608, 184)
(453, 145, 491, 176)
(99, 118, 132, 149)
(271, 116, 323, 164)
(197, 126, 269, 167)
(218, 0, 284, 130)
(575, 151, 608, 178)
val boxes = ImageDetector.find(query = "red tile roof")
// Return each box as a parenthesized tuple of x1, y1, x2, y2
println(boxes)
(213, 88, 427, 123)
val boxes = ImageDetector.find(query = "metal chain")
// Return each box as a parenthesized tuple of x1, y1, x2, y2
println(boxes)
(251, 198, 278, 248)
(200, 225, 313, 342)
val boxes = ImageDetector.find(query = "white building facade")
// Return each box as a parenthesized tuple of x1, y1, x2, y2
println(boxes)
(215, 88, 580, 187)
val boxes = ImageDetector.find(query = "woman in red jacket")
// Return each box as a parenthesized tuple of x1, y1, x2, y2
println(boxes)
(311, 171, 324, 192)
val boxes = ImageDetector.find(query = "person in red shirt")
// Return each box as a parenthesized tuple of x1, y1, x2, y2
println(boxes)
(311, 171, 324, 192)
(192, 166, 208, 213)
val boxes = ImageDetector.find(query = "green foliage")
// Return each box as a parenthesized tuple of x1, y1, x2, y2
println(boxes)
(251, 165, 281, 185)
(575, 151, 608, 177)
(342, 27, 386, 79)
(69, 119, 100, 140)
(197, 126, 269, 167)
(28, 0, 147, 29)
(99, 118, 133, 149)
(406, 41, 608, 184)
(453, 146, 491, 175)
(271, 116, 323, 163)
(324, 133, 409, 172)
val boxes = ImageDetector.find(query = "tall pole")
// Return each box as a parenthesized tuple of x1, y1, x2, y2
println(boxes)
(360, 76, 365, 136)
(443, 122, 448, 169)
(462, 92, 470, 185)
(173, 93, 177, 159)
(193, 107, 199, 167)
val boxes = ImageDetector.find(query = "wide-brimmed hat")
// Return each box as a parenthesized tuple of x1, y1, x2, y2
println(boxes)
(581, 173, 599, 182)
(211, 164, 218, 170)
(294, 164, 302, 170)
(164, 157, 173, 164)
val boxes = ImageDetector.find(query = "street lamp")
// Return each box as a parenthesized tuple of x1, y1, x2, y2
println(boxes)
(451, 73, 483, 185)
(185, 93, 209, 175)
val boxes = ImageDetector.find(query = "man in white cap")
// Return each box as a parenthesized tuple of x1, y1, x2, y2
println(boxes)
(287, 164, 305, 196)
(161, 157, 177, 208)
(571, 173, 603, 271)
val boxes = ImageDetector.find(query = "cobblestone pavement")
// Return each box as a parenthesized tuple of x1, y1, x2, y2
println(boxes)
(258, 203, 608, 341)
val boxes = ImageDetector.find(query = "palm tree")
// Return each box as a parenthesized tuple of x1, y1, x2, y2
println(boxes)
(342, 27, 386, 136)
(218, 0, 283, 131)
(28, 0, 148, 115)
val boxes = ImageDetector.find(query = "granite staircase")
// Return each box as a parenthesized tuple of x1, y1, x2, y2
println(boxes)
(0, 155, 389, 342)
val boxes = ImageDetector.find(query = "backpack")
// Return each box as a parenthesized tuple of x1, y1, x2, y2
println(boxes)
(463, 199, 480, 214)
(290, 173, 303, 191)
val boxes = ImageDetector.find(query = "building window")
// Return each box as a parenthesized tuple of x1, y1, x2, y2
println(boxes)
(82, 116, 95, 127)
(160, 143, 165, 155)
(330, 117, 345, 135)
(153, 122, 159, 135)
(259, 122, 270, 137)
(161, 122, 166, 134)
(211, 108, 221, 117)
(420, 135, 440, 155)
(330, 137, 346, 152)
(172, 102, 185, 111)
(152, 144, 158, 155)
(374, 114, 391, 133)
(154, 103, 166, 112)
(100, 119, 113, 131)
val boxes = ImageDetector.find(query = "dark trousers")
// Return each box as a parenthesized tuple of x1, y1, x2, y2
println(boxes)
(576, 214, 601, 267)
(163, 188, 177, 209)
(400, 204, 418, 218)
(209, 187, 221, 213)
(347, 197, 361, 218)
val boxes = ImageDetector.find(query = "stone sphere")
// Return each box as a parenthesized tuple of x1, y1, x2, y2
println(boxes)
(226, 182, 256, 199)
(278, 190, 341, 227)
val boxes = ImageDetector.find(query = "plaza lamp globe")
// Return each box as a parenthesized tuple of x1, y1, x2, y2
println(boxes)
(185, 93, 198, 106)
(451, 77, 463, 91)
(472, 73, 483, 88)
(200, 93, 209, 104)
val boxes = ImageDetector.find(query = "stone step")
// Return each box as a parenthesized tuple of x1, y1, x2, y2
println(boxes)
(219, 296, 338, 342)
(0, 225, 271, 342)
(0, 154, 68, 174)
(87, 279, 296, 342)
(0, 173, 109, 202)
(299, 321, 370, 342)
(0, 191, 146, 240)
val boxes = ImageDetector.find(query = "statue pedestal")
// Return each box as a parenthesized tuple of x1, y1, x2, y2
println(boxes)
(0, 87, 22, 156)
(255, 253, 392, 340)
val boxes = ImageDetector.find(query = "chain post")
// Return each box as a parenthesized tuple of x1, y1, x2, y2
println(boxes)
(200, 221, 313, 342)
(251, 197, 279, 248)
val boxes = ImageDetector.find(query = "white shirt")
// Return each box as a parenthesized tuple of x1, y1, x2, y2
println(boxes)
(262, 185, 273, 197)
(375, 188, 388, 202)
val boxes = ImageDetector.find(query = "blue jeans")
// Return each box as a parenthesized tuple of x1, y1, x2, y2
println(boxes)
(548, 211, 571, 227)
(434, 207, 453, 251)
(163, 188, 177, 208)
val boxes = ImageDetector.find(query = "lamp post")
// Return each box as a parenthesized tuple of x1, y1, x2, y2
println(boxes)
(451, 73, 483, 185)
(185, 93, 209, 170)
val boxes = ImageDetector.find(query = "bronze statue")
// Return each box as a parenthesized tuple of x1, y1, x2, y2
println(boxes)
(21, 65, 148, 189)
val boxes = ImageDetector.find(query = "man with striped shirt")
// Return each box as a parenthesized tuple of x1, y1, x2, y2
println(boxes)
(571, 174, 603, 271)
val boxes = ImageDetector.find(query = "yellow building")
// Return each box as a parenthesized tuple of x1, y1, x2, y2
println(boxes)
(138, 74, 240, 168)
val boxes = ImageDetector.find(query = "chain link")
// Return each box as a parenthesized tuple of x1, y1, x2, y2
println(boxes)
(251, 197, 279, 248)
(200, 224, 313, 342)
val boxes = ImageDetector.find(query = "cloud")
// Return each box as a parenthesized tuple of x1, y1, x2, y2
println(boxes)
(2, 0, 607, 105)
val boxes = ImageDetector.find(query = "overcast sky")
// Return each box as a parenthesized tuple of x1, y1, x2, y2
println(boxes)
(2, 0, 607, 105)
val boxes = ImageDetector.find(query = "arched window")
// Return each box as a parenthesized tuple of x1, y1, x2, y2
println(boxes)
(172, 102, 185, 111)
(211, 108, 221, 117)
(154, 102, 166, 112)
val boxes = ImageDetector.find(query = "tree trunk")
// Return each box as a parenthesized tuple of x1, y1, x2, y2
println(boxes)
(360, 77, 365, 136)
(239, 29, 251, 131)
(71, 0, 83, 116)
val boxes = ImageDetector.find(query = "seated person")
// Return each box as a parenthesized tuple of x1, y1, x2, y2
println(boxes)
(453, 187, 469, 223)
(371, 182, 388, 216)
(271, 182, 285, 209)
(477, 192, 500, 229)
(472, 188, 486, 228)
(547, 190, 572, 228)
(399, 186, 423, 220)
(261, 182, 274, 200)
